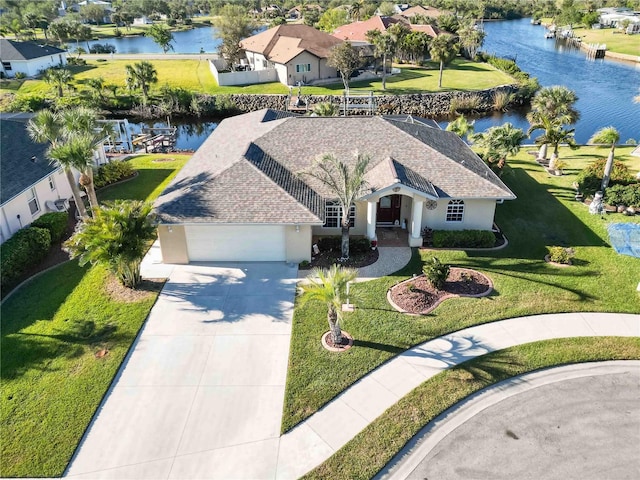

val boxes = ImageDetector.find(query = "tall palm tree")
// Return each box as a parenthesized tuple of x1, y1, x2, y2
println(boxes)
(457, 21, 485, 60)
(302, 152, 370, 260)
(27, 107, 112, 218)
(589, 126, 620, 191)
(446, 115, 474, 141)
(125, 61, 158, 105)
(472, 122, 526, 174)
(349, 1, 363, 21)
(429, 33, 458, 88)
(526, 86, 579, 160)
(366, 29, 395, 90)
(43, 68, 72, 98)
(64, 201, 157, 288)
(298, 265, 358, 345)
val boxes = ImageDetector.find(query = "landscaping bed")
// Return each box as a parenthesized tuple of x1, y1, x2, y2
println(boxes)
(389, 268, 492, 315)
(300, 247, 379, 270)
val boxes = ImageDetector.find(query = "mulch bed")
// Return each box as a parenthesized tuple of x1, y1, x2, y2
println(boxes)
(299, 248, 379, 270)
(389, 268, 492, 315)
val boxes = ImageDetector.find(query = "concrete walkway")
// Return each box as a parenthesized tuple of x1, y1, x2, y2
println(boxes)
(275, 312, 640, 479)
(381, 361, 640, 480)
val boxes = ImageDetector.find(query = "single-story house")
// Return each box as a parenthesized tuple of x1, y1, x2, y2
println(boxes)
(154, 110, 515, 264)
(332, 15, 441, 44)
(0, 39, 67, 78)
(0, 114, 73, 243)
(598, 7, 640, 33)
(239, 24, 343, 86)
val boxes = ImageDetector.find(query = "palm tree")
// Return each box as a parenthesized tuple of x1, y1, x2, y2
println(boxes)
(457, 21, 485, 60)
(298, 265, 358, 345)
(87, 76, 106, 104)
(64, 201, 157, 288)
(349, 1, 363, 21)
(446, 115, 474, 141)
(311, 102, 339, 116)
(27, 107, 112, 218)
(366, 29, 395, 90)
(589, 126, 620, 191)
(302, 152, 370, 260)
(526, 86, 579, 160)
(43, 67, 72, 97)
(125, 61, 158, 105)
(429, 33, 458, 88)
(533, 121, 578, 170)
(472, 123, 526, 174)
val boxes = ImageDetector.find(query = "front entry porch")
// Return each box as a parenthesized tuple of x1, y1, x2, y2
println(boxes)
(375, 227, 409, 247)
(365, 191, 426, 247)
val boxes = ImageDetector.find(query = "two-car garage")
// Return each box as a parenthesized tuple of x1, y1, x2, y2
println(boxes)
(157, 224, 312, 264)
(184, 225, 287, 262)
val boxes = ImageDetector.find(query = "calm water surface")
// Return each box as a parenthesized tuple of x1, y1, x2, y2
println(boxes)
(466, 18, 640, 143)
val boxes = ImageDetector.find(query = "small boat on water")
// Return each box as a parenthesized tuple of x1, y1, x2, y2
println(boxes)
(545, 32, 555, 38)
(531, 19, 541, 25)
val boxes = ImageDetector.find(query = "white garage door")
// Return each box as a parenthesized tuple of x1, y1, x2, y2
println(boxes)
(185, 225, 286, 261)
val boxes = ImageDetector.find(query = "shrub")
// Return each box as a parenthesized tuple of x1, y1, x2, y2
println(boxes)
(67, 57, 87, 66)
(317, 236, 370, 254)
(14, 72, 27, 79)
(575, 158, 634, 197)
(432, 230, 495, 248)
(31, 212, 68, 242)
(0, 226, 51, 290)
(422, 257, 450, 290)
(547, 246, 575, 264)
(89, 43, 116, 54)
(604, 183, 640, 207)
(492, 90, 513, 111)
(94, 160, 136, 188)
(8, 93, 47, 112)
(450, 93, 483, 114)
(214, 94, 238, 115)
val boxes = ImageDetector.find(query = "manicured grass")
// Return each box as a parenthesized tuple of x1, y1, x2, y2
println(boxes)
(282, 146, 640, 433)
(572, 27, 640, 56)
(303, 337, 640, 479)
(0, 153, 188, 477)
(0, 263, 160, 477)
(98, 153, 190, 203)
(302, 60, 515, 95)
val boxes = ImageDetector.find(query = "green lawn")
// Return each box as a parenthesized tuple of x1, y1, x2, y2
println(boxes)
(303, 60, 515, 95)
(0, 60, 514, 101)
(304, 336, 640, 479)
(572, 27, 640, 56)
(282, 146, 640, 433)
(0, 153, 189, 477)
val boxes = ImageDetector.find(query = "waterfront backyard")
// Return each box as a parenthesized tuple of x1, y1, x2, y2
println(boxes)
(1, 147, 639, 477)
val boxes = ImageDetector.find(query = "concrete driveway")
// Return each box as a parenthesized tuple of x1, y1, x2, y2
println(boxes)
(65, 262, 298, 479)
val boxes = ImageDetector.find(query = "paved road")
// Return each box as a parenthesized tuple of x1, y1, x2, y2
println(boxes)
(399, 362, 640, 480)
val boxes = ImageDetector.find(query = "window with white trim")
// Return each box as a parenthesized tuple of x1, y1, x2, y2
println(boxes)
(296, 63, 311, 73)
(48, 175, 56, 191)
(324, 201, 355, 228)
(446, 199, 464, 222)
(2, 61, 12, 71)
(27, 187, 40, 215)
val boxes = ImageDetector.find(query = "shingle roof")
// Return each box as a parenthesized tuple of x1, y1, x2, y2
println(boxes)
(0, 115, 57, 205)
(154, 110, 515, 225)
(0, 39, 66, 61)
(239, 24, 343, 64)
(332, 15, 440, 42)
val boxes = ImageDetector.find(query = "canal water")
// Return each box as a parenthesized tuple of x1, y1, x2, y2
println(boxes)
(468, 18, 640, 144)
(125, 19, 639, 148)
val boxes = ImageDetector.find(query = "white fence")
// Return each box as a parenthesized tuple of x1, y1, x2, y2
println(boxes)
(209, 59, 278, 86)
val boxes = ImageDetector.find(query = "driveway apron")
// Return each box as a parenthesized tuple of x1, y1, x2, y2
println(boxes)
(65, 262, 298, 479)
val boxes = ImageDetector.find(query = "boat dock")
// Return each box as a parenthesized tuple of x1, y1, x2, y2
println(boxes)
(132, 126, 178, 153)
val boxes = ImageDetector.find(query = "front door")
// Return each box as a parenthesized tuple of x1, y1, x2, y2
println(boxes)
(377, 195, 401, 224)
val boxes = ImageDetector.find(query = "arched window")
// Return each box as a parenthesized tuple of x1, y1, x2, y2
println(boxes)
(446, 199, 464, 222)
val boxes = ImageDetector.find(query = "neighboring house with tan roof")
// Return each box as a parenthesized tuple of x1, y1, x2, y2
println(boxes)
(332, 15, 441, 45)
(239, 24, 343, 86)
(154, 110, 515, 263)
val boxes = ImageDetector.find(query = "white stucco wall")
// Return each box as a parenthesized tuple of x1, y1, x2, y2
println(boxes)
(423, 199, 497, 231)
(285, 225, 312, 262)
(0, 169, 72, 244)
(2, 53, 67, 78)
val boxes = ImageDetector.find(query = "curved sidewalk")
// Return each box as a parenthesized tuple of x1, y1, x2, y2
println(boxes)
(274, 312, 640, 479)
